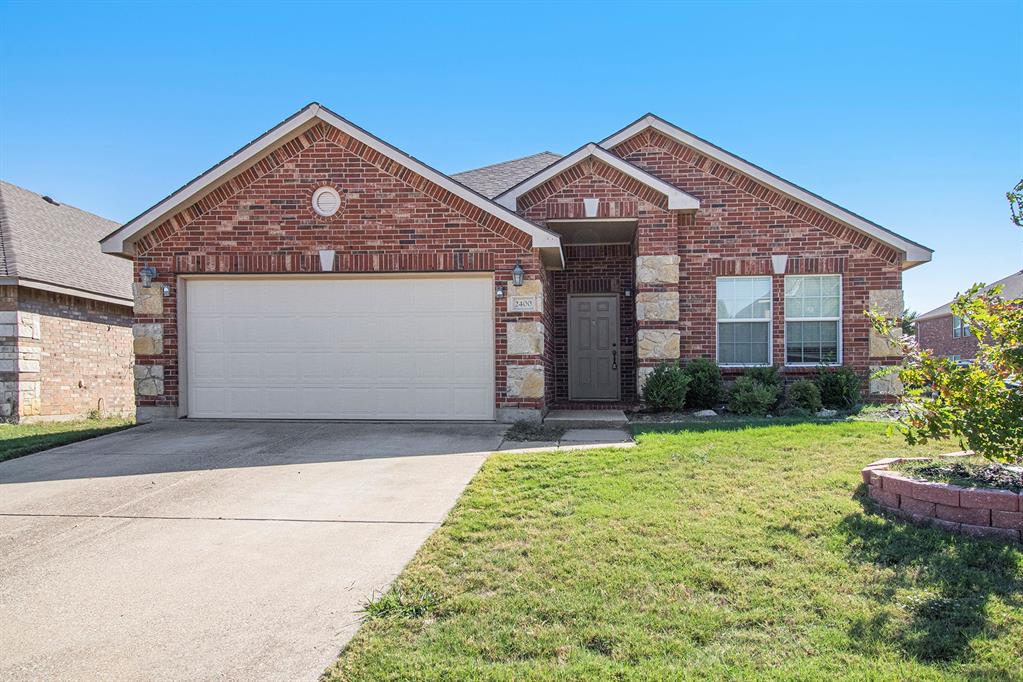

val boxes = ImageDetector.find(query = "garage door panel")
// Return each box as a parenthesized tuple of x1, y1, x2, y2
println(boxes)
(186, 277, 495, 420)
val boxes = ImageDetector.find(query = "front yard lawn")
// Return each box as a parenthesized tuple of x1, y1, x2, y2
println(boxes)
(327, 421, 1022, 681)
(0, 417, 134, 463)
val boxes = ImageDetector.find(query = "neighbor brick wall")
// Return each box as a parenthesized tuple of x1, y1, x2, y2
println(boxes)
(916, 315, 978, 360)
(611, 130, 905, 388)
(132, 122, 546, 416)
(0, 286, 133, 421)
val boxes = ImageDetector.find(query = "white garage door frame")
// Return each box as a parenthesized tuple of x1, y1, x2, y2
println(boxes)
(176, 273, 496, 420)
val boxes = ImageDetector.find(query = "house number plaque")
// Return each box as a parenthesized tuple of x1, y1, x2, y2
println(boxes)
(510, 297, 537, 312)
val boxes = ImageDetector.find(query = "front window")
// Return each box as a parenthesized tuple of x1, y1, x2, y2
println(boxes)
(785, 274, 841, 365)
(716, 276, 772, 366)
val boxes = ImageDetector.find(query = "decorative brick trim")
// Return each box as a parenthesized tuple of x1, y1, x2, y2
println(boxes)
(709, 256, 848, 276)
(135, 123, 534, 257)
(174, 250, 495, 275)
(862, 454, 1021, 544)
(615, 130, 902, 265)
(517, 157, 669, 213)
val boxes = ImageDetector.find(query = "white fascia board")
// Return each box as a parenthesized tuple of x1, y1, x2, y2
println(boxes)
(495, 143, 700, 212)
(600, 115, 934, 268)
(100, 104, 562, 260)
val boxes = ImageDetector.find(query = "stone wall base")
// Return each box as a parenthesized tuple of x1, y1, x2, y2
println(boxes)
(496, 407, 544, 424)
(136, 405, 179, 423)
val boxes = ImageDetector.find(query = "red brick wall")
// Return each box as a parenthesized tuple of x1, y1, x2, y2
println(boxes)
(133, 125, 544, 414)
(611, 131, 904, 383)
(550, 244, 636, 405)
(916, 315, 978, 360)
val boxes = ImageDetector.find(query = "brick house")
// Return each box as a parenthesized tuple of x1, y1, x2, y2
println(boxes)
(99, 104, 932, 422)
(0, 181, 134, 421)
(915, 269, 1022, 361)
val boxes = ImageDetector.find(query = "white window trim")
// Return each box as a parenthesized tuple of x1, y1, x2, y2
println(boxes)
(783, 273, 843, 367)
(715, 275, 773, 368)
(952, 315, 967, 339)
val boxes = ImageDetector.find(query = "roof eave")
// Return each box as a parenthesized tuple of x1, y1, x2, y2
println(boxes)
(100, 104, 562, 260)
(601, 114, 933, 268)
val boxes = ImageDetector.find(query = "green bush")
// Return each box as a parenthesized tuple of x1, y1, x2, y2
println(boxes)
(786, 378, 823, 413)
(728, 375, 781, 416)
(642, 361, 691, 411)
(683, 358, 722, 409)
(814, 366, 861, 410)
(744, 365, 783, 393)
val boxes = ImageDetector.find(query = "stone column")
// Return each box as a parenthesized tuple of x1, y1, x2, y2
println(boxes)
(499, 277, 546, 422)
(132, 282, 169, 421)
(868, 289, 905, 397)
(0, 311, 42, 420)
(635, 255, 681, 395)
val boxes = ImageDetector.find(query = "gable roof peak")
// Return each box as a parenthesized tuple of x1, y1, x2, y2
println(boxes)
(600, 113, 933, 269)
(494, 142, 699, 212)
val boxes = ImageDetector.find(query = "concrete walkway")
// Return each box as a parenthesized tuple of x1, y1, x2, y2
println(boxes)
(0, 420, 506, 682)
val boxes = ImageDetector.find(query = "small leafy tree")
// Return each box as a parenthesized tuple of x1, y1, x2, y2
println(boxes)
(868, 284, 1023, 464)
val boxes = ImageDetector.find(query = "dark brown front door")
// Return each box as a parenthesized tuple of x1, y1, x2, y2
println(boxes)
(568, 295, 620, 400)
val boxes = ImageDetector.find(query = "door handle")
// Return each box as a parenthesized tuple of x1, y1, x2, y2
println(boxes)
(611, 349, 618, 370)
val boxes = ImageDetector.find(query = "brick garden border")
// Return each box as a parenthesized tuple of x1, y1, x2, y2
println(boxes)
(862, 453, 1022, 543)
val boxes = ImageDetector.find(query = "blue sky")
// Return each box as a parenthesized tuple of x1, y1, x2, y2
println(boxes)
(1, 0, 1020, 313)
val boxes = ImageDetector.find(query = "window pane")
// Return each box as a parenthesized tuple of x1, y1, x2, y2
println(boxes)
(785, 275, 841, 321)
(786, 321, 839, 365)
(717, 277, 771, 320)
(719, 322, 770, 365)
(822, 295, 840, 318)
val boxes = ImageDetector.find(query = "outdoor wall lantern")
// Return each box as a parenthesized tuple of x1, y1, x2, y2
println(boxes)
(511, 260, 525, 287)
(139, 263, 157, 288)
(162, 283, 172, 297)
(496, 285, 505, 299)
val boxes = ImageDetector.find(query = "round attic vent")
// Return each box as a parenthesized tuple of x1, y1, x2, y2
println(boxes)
(312, 186, 342, 217)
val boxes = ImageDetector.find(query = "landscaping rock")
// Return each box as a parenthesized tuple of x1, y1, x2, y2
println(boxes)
(816, 408, 838, 418)
(693, 409, 717, 417)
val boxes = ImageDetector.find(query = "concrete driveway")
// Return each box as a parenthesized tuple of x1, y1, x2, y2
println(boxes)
(0, 420, 507, 681)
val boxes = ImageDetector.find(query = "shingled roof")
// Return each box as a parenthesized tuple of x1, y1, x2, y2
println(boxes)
(451, 151, 562, 198)
(0, 181, 132, 304)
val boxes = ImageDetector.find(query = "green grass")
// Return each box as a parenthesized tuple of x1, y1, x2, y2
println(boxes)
(0, 417, 134, 463)
(325, 421, 1022, 681)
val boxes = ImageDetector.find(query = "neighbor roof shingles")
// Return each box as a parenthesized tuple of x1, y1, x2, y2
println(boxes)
(451, 152, 562, 198)
(0, 181, 132, 302)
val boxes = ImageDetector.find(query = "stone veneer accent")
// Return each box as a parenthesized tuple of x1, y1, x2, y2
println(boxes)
(868, 289, 904, 358)
(869, 365, 903, 396)
(133, 323, 164, 356)
(506, 321, 543, 355)
(635, 291, 679, 322)
(862, 454, 1021, 543)
(134, 364, 164, 396)
(133, 282, 164, 316)
(637, 329, 681, 360)
(636, 255, 680, 285)
(505, 365, 544, 399)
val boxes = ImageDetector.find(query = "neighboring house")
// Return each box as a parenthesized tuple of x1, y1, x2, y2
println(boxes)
(0, 181, 134, 421)
(99, 104, 932, 422)
(915, 269, 1022, 361)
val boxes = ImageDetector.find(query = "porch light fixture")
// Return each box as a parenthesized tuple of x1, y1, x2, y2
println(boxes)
(139, 263, 157, 289)
(496, 285, 505, 299)
(162, 283, 172, 297)
(511, 260, 525, 287)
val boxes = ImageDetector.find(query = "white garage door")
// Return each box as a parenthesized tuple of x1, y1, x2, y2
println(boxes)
(184, 277, 495, 420)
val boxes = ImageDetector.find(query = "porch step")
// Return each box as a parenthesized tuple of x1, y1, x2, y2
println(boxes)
(543, 409, 629, 430)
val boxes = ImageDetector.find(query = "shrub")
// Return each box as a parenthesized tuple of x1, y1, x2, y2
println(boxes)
(814, 367, 862, 410)
(642, 361, 691, 411)
(728, 375, 781, 416)
(683, 358, 722, 409)
(786, 379, 823, 413)
(742, 365, 781, 390)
